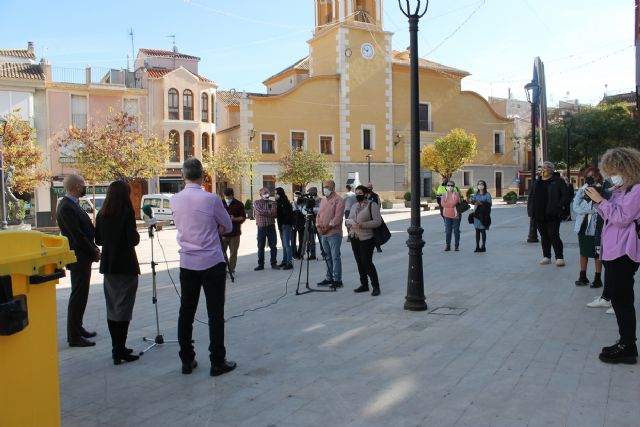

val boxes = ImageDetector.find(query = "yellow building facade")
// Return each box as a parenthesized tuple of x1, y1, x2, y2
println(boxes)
(218, 0, 517, 201)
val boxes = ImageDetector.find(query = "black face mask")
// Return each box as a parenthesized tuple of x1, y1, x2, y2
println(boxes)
(80, 186, 87, 197)
(356, 195, 365, 202)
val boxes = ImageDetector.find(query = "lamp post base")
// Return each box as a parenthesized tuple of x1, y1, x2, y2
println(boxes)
(405, 225, 427, 312)
(527, 217, 539, 243)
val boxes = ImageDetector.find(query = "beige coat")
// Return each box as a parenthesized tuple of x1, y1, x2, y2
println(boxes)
(348, 200, 382, 241)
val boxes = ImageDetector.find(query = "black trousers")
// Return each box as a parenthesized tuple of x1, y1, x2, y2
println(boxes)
(178, 262, 227, 365)
(536, 219, 564, 259)
(67, 259, 92, 342)
(350, 238, 380, 288)
(604, 256, 640, 345)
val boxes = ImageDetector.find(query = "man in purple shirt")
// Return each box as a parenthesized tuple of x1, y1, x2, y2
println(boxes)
(170, 158, 236, 377)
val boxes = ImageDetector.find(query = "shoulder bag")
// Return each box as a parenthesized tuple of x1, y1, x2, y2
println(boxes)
(368, 202, 391, 246)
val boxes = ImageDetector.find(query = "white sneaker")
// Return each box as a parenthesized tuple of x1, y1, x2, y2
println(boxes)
(555, 259, 566, 267)
(587, 297, 612, 308)
(606, 307, 615, 315)
(539, 257, 551, 265)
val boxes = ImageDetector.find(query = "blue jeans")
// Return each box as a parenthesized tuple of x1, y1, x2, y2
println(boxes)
(279, 224, 293, 264)
(257, 225, 278, 266)
(319, 234, 342, 282)
(444, 217, 461, 247)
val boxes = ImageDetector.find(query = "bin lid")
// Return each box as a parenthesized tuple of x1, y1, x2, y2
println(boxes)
(0, 231, 76, 276)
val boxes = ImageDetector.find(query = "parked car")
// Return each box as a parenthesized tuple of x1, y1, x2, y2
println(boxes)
(57, 196, 95, 216)
(140, 194, 174, 222)
(91, 194, 106, 213)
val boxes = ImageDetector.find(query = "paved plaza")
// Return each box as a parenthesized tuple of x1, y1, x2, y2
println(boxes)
(55, 204, 640, 427)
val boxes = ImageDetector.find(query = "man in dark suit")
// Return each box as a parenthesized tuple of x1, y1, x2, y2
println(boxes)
(57, 174, 100, 347)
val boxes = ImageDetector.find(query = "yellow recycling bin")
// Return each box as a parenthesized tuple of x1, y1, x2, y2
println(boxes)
(0, 231, 76, 427)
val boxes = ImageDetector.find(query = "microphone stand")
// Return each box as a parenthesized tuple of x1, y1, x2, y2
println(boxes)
(140, 220, 179, 355)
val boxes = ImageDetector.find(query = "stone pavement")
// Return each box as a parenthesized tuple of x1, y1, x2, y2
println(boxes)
(55, 205, 640, 427)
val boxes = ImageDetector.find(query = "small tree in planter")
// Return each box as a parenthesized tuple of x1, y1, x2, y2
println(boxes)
(245, 199, 254, 220)
(403, 191, 411, 208)
(7, 200, 27, 225)
(503, 191, 518, 204)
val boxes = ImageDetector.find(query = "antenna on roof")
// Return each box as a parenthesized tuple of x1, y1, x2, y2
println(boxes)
(129, 28, 135, 71)
(167, 34, 177, 53)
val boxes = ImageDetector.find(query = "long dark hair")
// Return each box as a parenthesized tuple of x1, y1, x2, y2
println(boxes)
(476, 180, 488, 195)
(100, 180, 133, 217)
(275, 187, 290, 205)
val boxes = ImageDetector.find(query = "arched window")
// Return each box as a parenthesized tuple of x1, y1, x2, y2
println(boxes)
(183, 89, 194, 120)
(184, 131, 195, 159)
(201, 93, 208, 122)
(169, 130, 180, 162)
(202, 133, 210, 156)
(211, 94, 215, 124)
(168, 89, 179, 120)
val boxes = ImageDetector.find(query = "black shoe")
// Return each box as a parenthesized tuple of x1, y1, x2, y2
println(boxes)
(601, 340, 622, 355)
(282, 263, 293, 270)
(331, 281, 343, 288)
(590, 278, 603, 288)
(271, 264, 281, 270)
(354, 284, 369, 293)
(113, 352, 140, 365)
(69, 337, 96, 347)
(182, 360, 198, 374)
(599, 343, 638, 364)
(278, 261, 287, 267)
(317, 279, 332, 286)
(480, 246, 486, 252)
(376, 248, 383, 253)
(371, 287, 380, 296)
(308, 255, 317, 260)
(211, 360, 237, 377)
(80, 328, 97, 338)
(455, 246, 460, 252)
(444, 246, 451, 252)
(474, 247, 480, 253)
(254, 265, 264, 271)
(575, 276, 590, 286)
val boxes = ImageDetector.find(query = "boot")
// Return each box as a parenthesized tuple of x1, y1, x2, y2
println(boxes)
(444, 245, 451, 252)
(474, 246, 481, 253)
(113, 321, 139, 365)
(575, 271, 589, 286)
(480, 244, 486, 252)
(590, 273, 603, 288)
(354, 280, 369, 293)
(599, 342, 638, 364)
(371, 285, 381, 296)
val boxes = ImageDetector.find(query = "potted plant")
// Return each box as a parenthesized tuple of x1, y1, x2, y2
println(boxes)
(381, 199, 394, 209)
(7, 200, 26, 225)
(403, 191, 411, 208)
(245, 199, 254, 220)
(503, 191, 518, 205)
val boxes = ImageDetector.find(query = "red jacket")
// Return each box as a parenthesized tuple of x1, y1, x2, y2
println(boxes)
(440, 190, 460, 219)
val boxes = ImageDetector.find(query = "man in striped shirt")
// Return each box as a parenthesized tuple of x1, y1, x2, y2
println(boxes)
(253, 188, 279, 271)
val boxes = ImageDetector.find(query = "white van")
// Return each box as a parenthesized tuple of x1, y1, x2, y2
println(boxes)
(140, 194, 173, 222)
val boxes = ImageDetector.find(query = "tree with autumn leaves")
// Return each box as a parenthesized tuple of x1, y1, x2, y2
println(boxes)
(1, 113, 49, 194)
(277, 148, 332, 190)
(420, 128, 478, 181)
(59, 111, 170, 184)
(202, 144, 258, 190)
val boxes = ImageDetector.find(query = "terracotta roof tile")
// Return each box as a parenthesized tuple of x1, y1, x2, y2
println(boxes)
(146, 67, 213, 83)
(139, 48, 200, 60)
(263, 57, 310, 84)
(217, 90, 243, 106)
(0, 48, 35, 60)
(0, 62, 44, 80)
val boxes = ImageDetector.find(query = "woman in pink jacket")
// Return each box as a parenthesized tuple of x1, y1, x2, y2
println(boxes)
(440, 180, 462, 251)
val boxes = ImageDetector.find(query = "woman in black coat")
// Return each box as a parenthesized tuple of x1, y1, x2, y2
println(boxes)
(95, 181, 141, 365)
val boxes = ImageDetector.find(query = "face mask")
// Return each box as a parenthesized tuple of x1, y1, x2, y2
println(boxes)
(542, 171, 550, 178)
(261, 194, 269, 200)
(477, 185, 485, 190)
(225, 198, 233, 205)
(323, 188, 332, 197)
(447, 186, 454, 192)
(610, 175, 624, 187)
(80, 186, 87, 197)
(356, 194, 365, 202)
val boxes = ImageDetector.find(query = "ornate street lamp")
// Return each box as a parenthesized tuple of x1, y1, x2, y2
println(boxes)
(562, 111, 573, 184)
(399, 0, 428, 312)
(365, 154, 372, 183)
(525, 80, 540, 243)
(0, 115, 8, 230)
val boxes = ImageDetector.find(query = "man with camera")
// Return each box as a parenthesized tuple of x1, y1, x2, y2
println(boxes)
(316, 180, 345, 288)
(170, 158, 236, 376)
(253, 188, 279, 270)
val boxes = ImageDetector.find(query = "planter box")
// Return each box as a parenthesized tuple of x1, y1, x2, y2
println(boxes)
(246, 209, 254, 220)
(381, 201, 394, 209)
(504, 200, 517, 205)
(404, 201, 411, 208)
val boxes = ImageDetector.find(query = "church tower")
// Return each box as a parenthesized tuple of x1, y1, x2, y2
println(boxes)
(310, 0, 393, 164)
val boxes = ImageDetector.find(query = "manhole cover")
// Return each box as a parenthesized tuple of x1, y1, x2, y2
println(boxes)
(429, 307, 467, 316)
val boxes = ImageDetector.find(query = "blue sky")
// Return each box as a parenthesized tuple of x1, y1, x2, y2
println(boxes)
(1, 0, 635, 105)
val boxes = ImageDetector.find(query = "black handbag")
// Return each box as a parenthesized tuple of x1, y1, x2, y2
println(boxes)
(467, 211, 474, 224)
(369, 202, 391, 246)
(456, 198, 471, 215)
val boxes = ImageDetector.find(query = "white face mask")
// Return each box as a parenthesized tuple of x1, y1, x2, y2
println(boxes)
(477, 185, 485, 190)
(323, 188, 332, 197)
(447, 186, 454, 192)
(261, 193, 270, 200)
(225, 198, 233, 205)
(610, 175, 624, 187)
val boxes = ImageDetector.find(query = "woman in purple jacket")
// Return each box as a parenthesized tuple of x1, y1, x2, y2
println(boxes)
(585, 147, 640, 364)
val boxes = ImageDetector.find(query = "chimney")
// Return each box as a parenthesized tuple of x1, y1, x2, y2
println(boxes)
(27, 42, 34, 55)
(172, 45, 179, 53)
(40, 58, 51, 81)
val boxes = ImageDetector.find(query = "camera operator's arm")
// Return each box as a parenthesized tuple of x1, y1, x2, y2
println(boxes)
(214, 197, 233, 235)
(573, 186, 595, 214)
(592, 185, 640, 227)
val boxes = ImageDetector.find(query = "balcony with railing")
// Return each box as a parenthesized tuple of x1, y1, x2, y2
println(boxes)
(50, 66, 144, 89)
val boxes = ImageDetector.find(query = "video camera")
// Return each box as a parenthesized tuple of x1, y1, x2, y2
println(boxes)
(583, 176, 605, 203)
(296, 193, 317, 212)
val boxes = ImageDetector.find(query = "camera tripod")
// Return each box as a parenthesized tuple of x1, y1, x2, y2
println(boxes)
(295, 213, 336, 295)
(140, 224, 179, 355)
